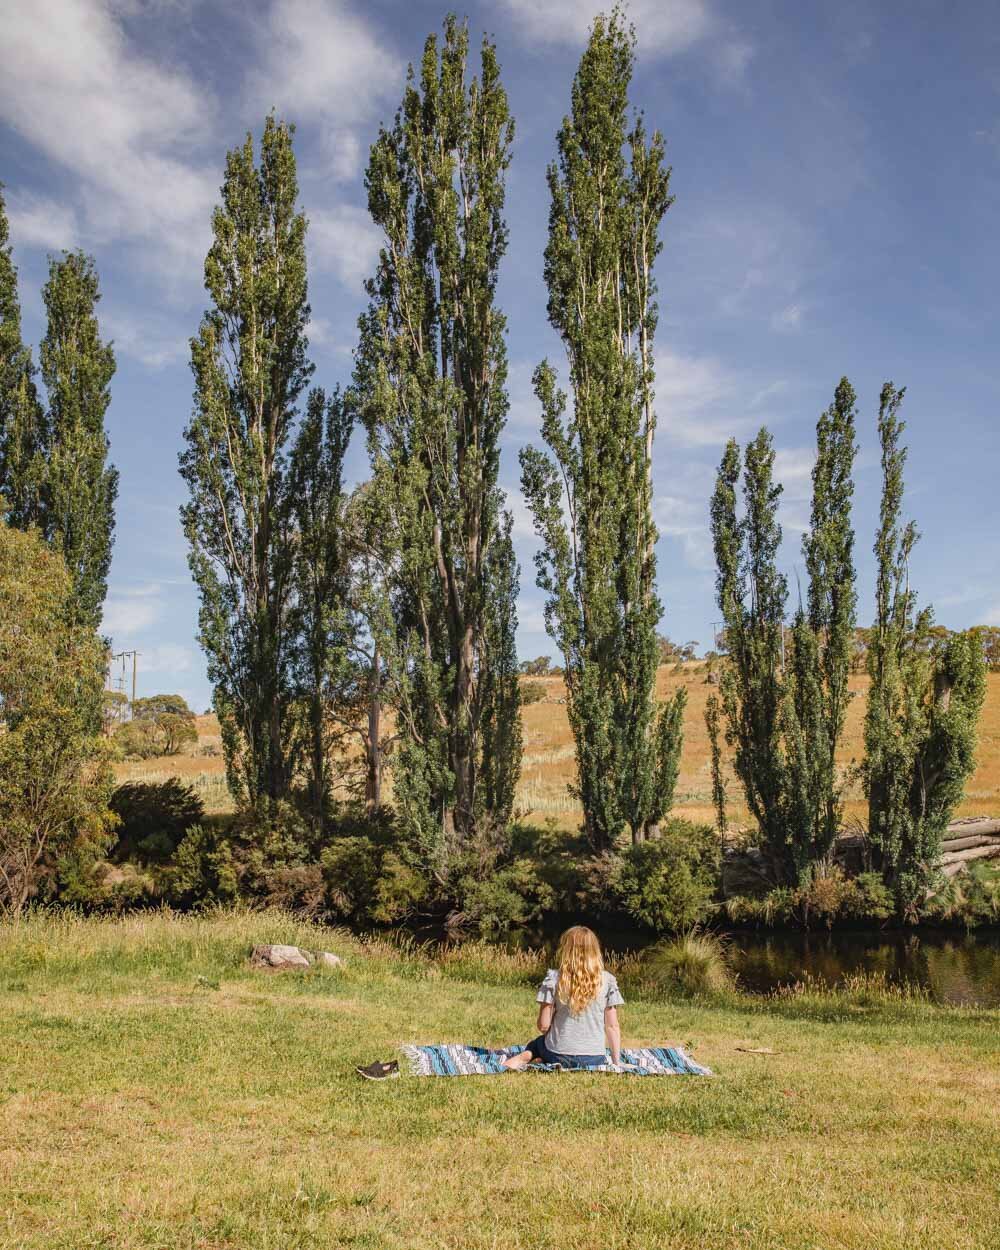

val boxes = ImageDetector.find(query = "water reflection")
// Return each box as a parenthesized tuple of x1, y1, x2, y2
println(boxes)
(724, 929, 1000, 1007)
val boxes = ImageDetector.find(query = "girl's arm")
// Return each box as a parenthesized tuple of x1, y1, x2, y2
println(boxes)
(536, 1002, 554, 1034)
(604, 1006, 621, 1064)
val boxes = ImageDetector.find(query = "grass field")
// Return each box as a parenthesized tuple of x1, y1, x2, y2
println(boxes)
(119, 668, 1000, 827)
(2, 911, 999, 1249)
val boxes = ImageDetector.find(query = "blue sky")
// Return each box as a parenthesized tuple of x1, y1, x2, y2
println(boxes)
(2, 0, 999, 712)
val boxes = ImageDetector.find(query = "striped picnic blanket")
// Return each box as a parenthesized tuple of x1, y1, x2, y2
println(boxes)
(401, 1044, 711, 1077)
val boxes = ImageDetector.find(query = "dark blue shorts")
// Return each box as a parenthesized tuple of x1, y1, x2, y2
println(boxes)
(523, 1035, 607, 1069)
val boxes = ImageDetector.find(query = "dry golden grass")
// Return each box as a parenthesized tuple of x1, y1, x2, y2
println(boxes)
(519, 666, 1000, 829)
(116, 670, 1000, 825)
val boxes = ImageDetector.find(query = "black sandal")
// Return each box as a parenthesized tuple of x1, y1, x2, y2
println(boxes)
(356, 1059, 400, 1081)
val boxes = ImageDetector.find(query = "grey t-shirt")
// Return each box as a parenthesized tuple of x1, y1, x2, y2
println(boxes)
(537, 967, 624, 1056)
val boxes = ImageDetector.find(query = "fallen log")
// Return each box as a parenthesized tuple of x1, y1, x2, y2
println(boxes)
(940, 844, 1000, 874)
(940, 843, 1000, 865)
(939, 834, 1000, 854)
(944, 817, 1000, 838)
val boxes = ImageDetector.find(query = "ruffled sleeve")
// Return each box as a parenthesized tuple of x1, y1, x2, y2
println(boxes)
(536, 968, 559, 1004)
(605, 973, 625, 1008)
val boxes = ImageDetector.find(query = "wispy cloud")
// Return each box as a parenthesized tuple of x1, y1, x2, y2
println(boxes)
(655, 348, 775, 448)
(140, 643, 196, 676)
(0, 0, 217, 281)
(101, 308, 189, 370)
(249, 0, 401, 182)
(308, 203, 382, 291)
(4, 190, 79, 252)
(494, 0, 750, 77)
(102, 582, 164, 639)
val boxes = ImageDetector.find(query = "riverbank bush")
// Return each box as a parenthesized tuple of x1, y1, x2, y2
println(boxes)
(725, 867, 895, 929)
(637, 931, 735, 999)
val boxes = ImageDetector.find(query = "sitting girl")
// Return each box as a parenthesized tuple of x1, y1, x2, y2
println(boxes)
(503, 925, 624, 1070)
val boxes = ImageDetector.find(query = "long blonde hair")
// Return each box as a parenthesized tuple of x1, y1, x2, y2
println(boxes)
(555, 925, 604, 1015)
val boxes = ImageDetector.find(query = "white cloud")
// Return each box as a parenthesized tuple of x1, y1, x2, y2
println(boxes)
(773, 445, 814, 535)
(250, 0, 401, 180)
(102, 583, 163, 639)
(654, 349, 757, 447)
(505, 360, 543, 437)
(101, 308, 188, 369)
(140, 643, 196, 675)
(252, 0, 399, 121)
(497, 0, 710, 55)
(503, 487, 540, 543)
(308, 203, 382, 290)
(773, 446, 814, 492)
(0, 0, 216, 276)
(4, 190, 79, 251)
(496, 0, 752, 81)
(654, 488, 713, 570)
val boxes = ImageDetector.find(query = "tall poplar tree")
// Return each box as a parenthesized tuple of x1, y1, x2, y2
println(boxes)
(287, 386, 354, 824)
(0, 186, 48, 531)
(40, 251, 118, 633)
(519, 9, 681, 851)
(1, 197, 117, 631)
(354, 17, 521, 857)
(711, 430, 792, 881)
(783, 378, 858, 872)
(712, 386, 861, 883)
(863, 383, 986, 915)
(180, 116, 312, 811)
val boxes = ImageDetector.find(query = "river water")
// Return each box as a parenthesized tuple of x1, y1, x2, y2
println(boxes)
(488, 923, 1000, 1007)
(723, 928, 1000, 1007)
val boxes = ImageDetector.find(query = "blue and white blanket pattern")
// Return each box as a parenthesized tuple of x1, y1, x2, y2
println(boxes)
(401, 1044, 711, 1077)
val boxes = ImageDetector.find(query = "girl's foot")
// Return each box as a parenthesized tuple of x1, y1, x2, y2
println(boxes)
(501, 1050, 533, 1071)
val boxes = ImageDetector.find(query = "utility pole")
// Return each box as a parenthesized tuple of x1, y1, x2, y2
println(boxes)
(108, 649, 139, 719)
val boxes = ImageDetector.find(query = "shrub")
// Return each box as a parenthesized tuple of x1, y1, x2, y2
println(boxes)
(112, 718, 165, 761)
(843, 871, 895, 921)
(320, 828, 428, 926)
(520, 681, 546, 705)
(726, 868, 895, 929)
(109, 779, 205, 864)
(164, 823, 239, 907)
(320, 836, 382, 922)
(924, 861, 1000, 926)
(639, 931, 734, 999)
(612, 820, 719, 932)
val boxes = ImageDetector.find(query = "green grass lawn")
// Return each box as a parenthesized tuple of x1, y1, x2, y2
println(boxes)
(2, 911, 999, 1250)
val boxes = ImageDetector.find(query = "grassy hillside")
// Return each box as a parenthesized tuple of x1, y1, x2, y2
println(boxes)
(117, 669, 1000, 828)
(1, 911, 998, 1249)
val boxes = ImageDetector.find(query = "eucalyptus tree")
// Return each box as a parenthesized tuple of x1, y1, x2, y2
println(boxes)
(0, 186, 47, 531)
(519, 9, 681, 850)
(39, 251, 118, 634)
(863, 383, 986, 915)
(180, 116, 312, 810)
(354, 17, 521, 857)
